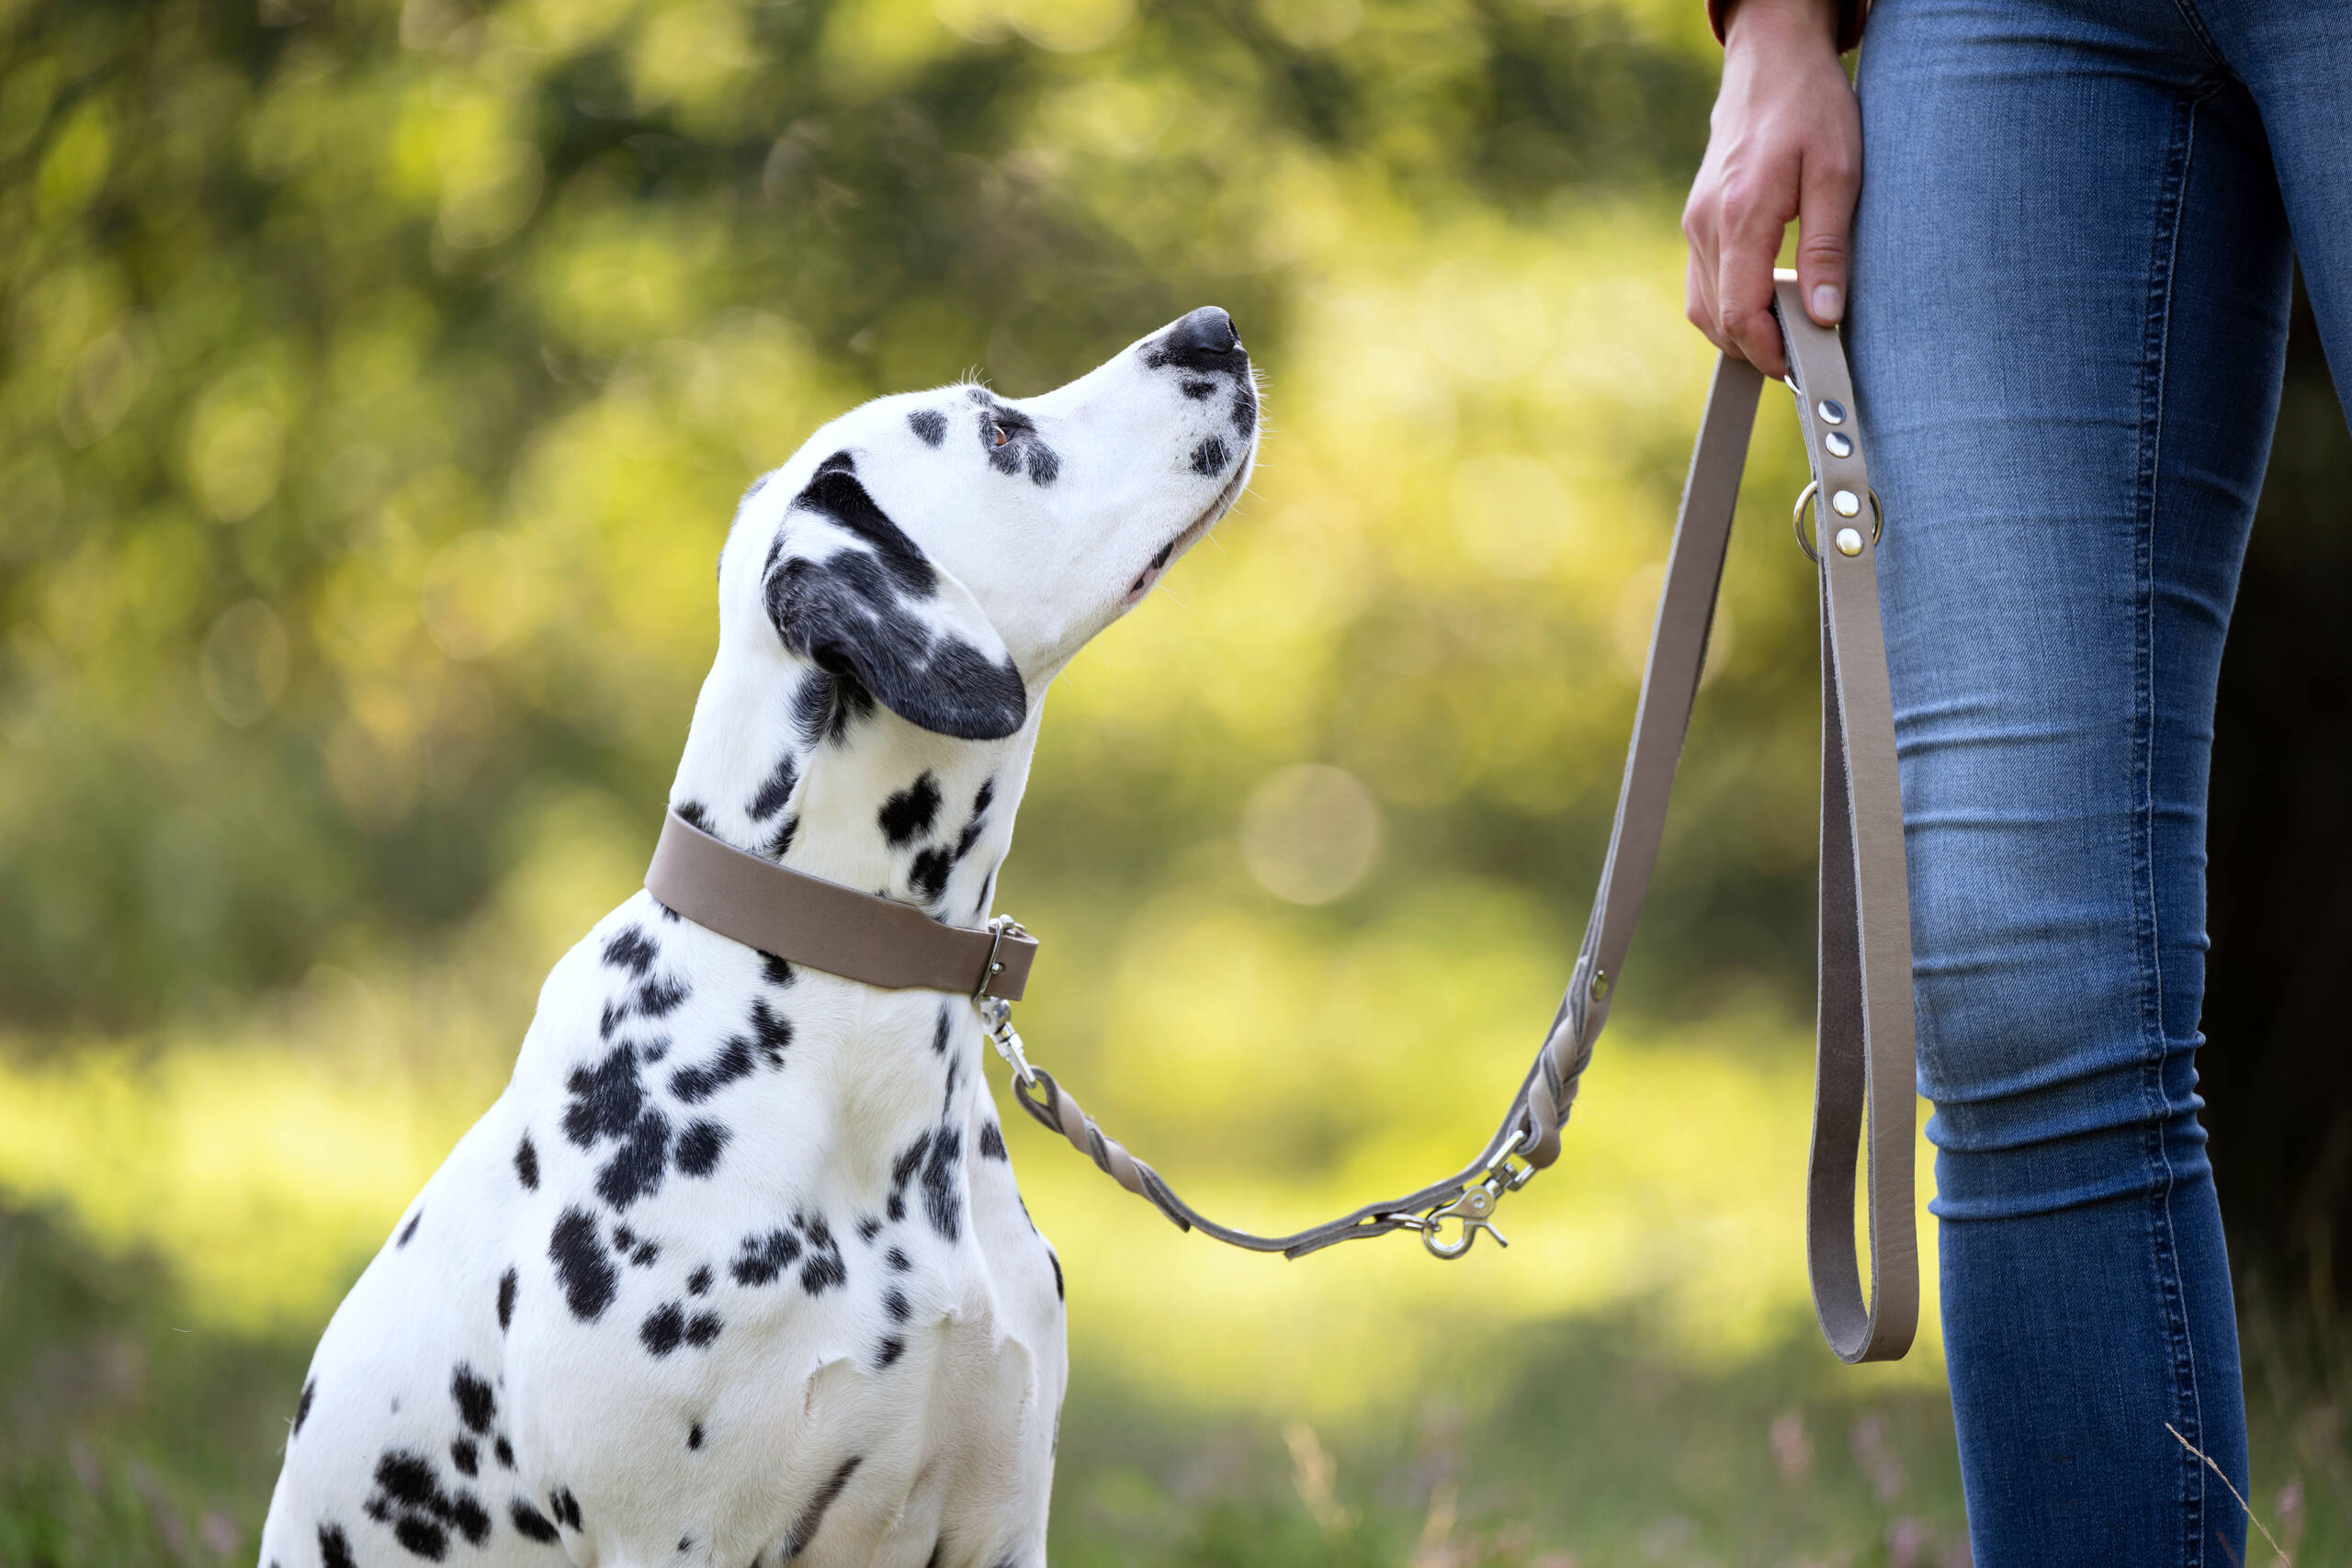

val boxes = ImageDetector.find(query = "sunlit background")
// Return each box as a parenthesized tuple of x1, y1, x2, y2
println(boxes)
(3, 1, 2346, 1564)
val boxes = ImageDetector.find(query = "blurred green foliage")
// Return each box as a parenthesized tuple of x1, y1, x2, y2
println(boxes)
(0, 0, 1747, 1034)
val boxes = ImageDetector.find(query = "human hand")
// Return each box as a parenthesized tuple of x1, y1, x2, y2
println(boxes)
(1681, 0, 1860, 378)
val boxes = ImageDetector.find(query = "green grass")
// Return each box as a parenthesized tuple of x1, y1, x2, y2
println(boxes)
(2, 1203, 2343, 1568)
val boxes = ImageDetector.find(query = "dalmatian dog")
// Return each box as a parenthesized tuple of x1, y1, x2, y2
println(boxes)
(259, 307, 1260, 1568)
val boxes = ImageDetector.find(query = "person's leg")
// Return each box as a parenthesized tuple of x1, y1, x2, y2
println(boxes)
(1849, 2, 2295, 1562)
(2192, 2, 2352, 415)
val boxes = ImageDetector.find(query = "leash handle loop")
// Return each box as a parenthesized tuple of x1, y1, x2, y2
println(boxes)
(978, 284, 1919, 1359)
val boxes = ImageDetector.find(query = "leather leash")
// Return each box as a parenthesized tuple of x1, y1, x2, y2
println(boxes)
(643, 274, 1919, 1363)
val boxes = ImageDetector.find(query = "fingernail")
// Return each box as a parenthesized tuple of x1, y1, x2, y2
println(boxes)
(1812, 284, 1844, 322)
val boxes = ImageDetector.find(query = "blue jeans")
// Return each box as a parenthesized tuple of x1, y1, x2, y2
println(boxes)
(1848, 0, 2352, 1561)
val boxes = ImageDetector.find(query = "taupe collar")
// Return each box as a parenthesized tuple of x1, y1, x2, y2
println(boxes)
(643, 811, 1037, 1001)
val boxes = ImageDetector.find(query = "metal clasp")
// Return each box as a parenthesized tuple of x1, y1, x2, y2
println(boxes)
(1422, 1179, 1510, 1258)
(976, 994, 1037, 1090)
(1418, 1132, 1539, 1259)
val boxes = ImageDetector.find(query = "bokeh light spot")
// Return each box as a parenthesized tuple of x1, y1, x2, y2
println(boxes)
(1241, 763, 1385, 905)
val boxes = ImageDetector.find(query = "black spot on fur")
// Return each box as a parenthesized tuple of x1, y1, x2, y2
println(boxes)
(799, 1217, 847, 1295)
(888, 1134, 928, 1224)
(1232, 386, 1257, 435)
(688, 1422, 705, 1450)
(640, 1302, 685, 1356)
(887, 1247, 911, 1272)
(671, 998, 789, 1102)
(320, 1524, 357, 1568)
(748, 751, 799, 821)
(1026, 444, 1060, 486)
(880, 772, 942, 844)
(452, 1365, 496, 1434)
(514, 1136, 538, 1190)
(495, 1438, 514, 1470)
(510, 1500, 560, 1544)
(758, 950, 796, 987)
(1147, 539, 1174, 572)
(603, 926, 658, 976)
(731, 1227, 800, 1286)
(676, 1120, 730, 1178)
(294, 1377, 316, 1436)
(548, 1208, 616, 1321)
(978, 1122, 1008, 1160)
(614, 1225, 637, 1252)
(674, 800, 712, 834)
(631, 1238, 659, 1267)
(795, 462, 936, 596)
(396, 1211, 422, 1248)
(884, 1288, 910, 1323)
(548, 1488, 582, 1530)
(1181, 378, 1216, 400)
(686, 1311, 722, 1347)
(450, 1439, 479, 1478)
(910, 847, 953, 901)
(1190, 436, 1232, 477)
(876, 1335, 905, 1369)
(637, 975, 688, 1019)
(1050, 1250, 1064, 1300)
(785, 1456, 864, 1559)
(366, 1448, 490, 1560)
(922, 1128, 963, 1240)
(856, 1215, 882, 1242)
(394, 1518, 446, 1562)
(792, 669, 876, 748)
(594, 1105, 672, 1210)
(767, 815, 799, 859)
(563, 1043, 644, 1149)
(497, 1269, 517, 1331)
(909, 408, 946, 446)
(932, 1008, 954, 1057)
(687, 1265, 713, 1296)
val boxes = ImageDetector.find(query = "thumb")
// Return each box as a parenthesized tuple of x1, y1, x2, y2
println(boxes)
(1794, 141, 1860, 327)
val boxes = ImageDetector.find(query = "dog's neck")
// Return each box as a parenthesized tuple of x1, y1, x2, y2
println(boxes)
(666, 642, 1037, 931)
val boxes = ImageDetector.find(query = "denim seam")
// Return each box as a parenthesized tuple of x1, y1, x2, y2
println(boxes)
(2133, 83, 2220, 1568)
(2159, 0, 2235, 85)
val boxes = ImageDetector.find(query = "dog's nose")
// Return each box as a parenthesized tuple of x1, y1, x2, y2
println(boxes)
(1163, 306, 1242, 360)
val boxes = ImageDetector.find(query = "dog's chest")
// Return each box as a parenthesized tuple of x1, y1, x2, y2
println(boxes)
(293, 897, 1066, 1566)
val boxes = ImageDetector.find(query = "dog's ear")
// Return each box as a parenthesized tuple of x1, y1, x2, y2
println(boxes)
(762, 453, 1029, 741)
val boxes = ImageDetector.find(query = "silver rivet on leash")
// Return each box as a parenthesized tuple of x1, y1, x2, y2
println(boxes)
(1817, 399, 1846, 424)
(1835, 527, 1863, 557)
(1791, 481, 1883, 563)
(1825, 431, 1853, 458)
(1831, 489, 1861, 517)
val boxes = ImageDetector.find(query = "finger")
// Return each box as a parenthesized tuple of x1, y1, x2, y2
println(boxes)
(1713, 190, 1790, 377)
(1682, 191, 1727, 354)
(1794, 139, 1860, 327)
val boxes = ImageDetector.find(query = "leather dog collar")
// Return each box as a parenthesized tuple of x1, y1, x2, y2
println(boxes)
(643, 810, 1038, 1002)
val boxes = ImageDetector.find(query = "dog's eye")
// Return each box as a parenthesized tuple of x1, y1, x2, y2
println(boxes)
(989, 422, 1011, 448)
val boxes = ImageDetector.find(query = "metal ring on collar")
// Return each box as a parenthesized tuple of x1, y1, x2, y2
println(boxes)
(1791, 480, 1884, 564)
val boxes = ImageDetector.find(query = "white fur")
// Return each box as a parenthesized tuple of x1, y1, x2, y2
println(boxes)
(259, 311, 1258, 1568)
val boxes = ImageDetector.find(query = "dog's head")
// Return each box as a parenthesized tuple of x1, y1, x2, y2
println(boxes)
(718, 307, 1260, 742)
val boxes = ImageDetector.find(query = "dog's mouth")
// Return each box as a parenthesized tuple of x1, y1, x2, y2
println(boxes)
(1122, 460, 1251, 605)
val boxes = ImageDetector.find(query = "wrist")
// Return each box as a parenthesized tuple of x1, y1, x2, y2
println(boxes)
(1720, 0, 1841, 52)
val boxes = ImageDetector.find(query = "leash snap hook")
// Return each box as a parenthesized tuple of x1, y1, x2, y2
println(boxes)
(1421, 1177, 1510, 1259)
(976, 994, 1038, 1090)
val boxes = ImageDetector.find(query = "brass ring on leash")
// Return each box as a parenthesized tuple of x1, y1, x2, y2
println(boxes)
(1791, 480, 1883, 563)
